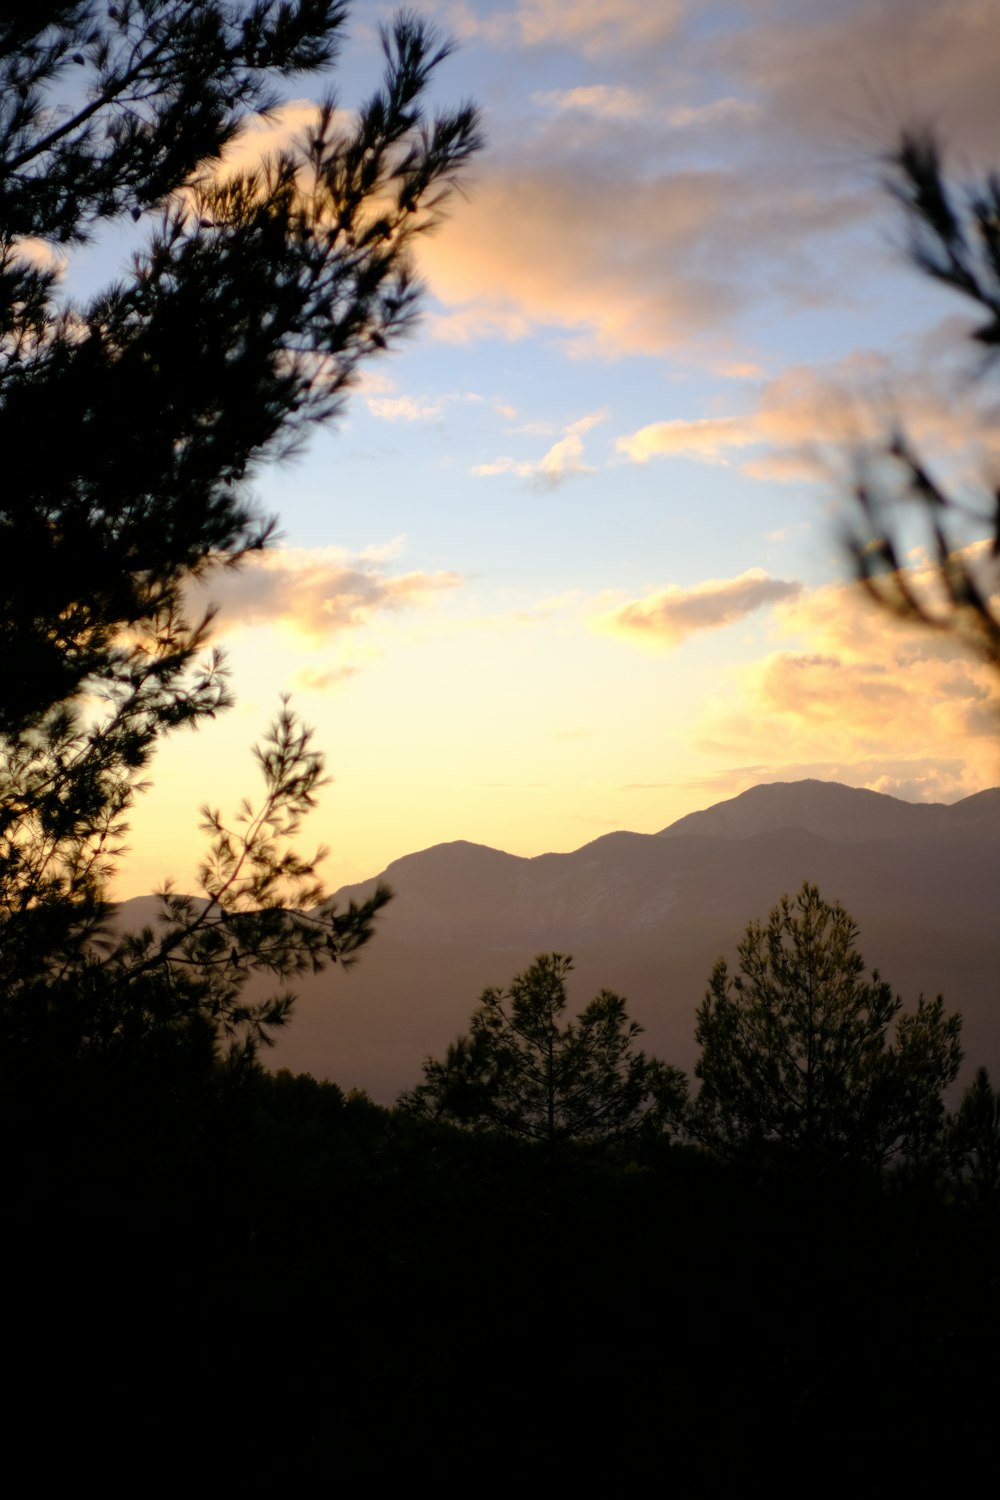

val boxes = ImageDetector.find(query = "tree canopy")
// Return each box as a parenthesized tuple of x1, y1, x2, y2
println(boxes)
(400, 952, 687, 1151)
(691, 882, 963, 1175)
(949, 1065, 1000, 1216)
(0, 2, 481, 1068)
(1, 1, 480, 730)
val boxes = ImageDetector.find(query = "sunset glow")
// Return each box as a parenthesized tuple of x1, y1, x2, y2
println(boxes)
(93, 0, 1000, 897)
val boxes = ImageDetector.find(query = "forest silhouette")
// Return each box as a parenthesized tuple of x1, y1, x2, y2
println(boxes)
(0, 3, 998, 1486)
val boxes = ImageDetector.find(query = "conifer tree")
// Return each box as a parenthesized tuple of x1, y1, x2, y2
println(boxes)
(0, 3, 481, 1066)
(949, 1065, 1000, 1216)
(400, 953, 687, 1153)
(691, 883, 963, 1175)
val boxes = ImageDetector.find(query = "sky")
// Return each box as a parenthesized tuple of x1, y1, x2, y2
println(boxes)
(60, 0, 1000, 897)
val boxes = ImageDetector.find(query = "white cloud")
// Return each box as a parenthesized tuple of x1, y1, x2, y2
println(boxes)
(354, 370, 397, 397)
(473, 408, 609, 489)
(367, 395, 446, 422)
(364, 389, 483, 423)
(616, 416, 757, 465)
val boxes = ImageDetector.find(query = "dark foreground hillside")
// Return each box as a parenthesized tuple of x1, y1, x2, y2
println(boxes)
(8, 1066, 998, 1487)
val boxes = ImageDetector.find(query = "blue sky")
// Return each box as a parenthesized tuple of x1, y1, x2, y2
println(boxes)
(59, 0, 999, 896)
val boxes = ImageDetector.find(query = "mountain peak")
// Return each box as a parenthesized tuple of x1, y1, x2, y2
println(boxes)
(657, 779, 955, 845)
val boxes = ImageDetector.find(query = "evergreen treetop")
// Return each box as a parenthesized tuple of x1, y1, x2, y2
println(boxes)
(691, 882, 963, 1176)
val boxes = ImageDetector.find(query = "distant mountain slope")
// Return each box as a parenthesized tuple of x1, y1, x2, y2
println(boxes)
(329, 789, 1000, 948)
(115, 779, 1000, 1103)
(656, 779, 962, 843)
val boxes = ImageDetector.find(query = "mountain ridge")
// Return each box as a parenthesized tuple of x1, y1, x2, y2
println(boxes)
(114, 778, 1000, 1102)
(655, 778, 997, 844)
(336, 781, 1000, 898)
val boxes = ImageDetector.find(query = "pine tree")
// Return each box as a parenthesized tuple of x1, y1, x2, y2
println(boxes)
(691, 883, 963, 1176)
(400, 953, 687, 1154)
(949, 1065, 1000, 1216)
(0, 4, 481, 1066)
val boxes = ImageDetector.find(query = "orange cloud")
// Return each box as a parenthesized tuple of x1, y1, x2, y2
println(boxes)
(190, 547, 462, 641)
(692, 578, 1000, 799)
(616, 350, 1000, 481)
(716, 361, 766, 380)
(11, 237, 67, 275)
(214, 99, 320, 174)
(599, 569, 804, 646)
(420, 0, 997, 365)
(418, 159, 748, 357)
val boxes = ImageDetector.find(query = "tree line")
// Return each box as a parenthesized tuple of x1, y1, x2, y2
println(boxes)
(400, 882, 997, 1203)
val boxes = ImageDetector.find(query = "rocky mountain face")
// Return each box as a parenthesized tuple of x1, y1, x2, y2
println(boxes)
(117, 779, 1000, 1102)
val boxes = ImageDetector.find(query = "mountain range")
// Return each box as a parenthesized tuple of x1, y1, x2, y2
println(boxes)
(119, 778, 1000, 1102)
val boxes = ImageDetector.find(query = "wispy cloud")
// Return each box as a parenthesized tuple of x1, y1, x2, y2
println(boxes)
(366, 394, 447, 422)
(599, 568, 804, 645)
(532, 84, 643, 119)
(292, 664, 362, 692)
(473, 408, 609, 489)
(364, 387, 482, 423)
(663, 98, 762, 130)
(448, 0, 682, 56)
(715, 361, 766, 380)
(513, 590, 588, 623)
(615, 347, 1000, 481)
(715, 0, 1000, 163)
(616, 416, 757, 465)
(532, 90, 760, 129)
